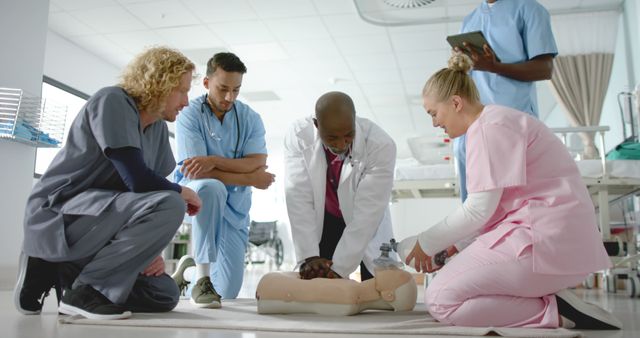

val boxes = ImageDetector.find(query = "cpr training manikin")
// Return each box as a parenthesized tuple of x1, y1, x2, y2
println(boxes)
(256, 241, 417, 316)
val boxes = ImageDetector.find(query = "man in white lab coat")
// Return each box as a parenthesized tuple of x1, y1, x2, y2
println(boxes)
(284, 91, 396, 280)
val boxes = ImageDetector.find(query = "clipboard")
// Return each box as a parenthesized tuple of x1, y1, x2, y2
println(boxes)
(446, 31, 501, 62)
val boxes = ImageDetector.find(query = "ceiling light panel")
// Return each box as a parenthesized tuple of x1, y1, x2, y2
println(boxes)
(52, 0, 118, 11)
(266, 17, 331, 41)
(48, 12, 98, 37)
(209, 21, 275, 45)
(70, 6, 147, 34)
(183, 0, 259, 23)
(125, 0, 200, 28)
(230, 43, 288, 62)
(248, 0, 317, 19)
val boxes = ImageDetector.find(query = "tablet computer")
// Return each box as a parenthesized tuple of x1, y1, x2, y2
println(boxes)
(446, 31, 500, 62)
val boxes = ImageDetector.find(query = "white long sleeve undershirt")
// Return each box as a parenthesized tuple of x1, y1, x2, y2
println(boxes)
(417, 188, 503, 256)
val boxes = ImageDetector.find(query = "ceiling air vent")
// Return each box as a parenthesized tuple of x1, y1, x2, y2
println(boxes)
(383, 0, 437, 9)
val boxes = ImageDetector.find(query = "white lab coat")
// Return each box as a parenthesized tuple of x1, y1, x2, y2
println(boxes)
(284, 116, 396, 278)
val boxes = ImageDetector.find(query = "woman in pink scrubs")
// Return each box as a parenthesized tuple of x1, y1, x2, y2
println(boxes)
(404, 54, 620, 330)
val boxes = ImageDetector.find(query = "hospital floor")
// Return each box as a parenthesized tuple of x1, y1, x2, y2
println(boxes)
(1, 265, 639, 338)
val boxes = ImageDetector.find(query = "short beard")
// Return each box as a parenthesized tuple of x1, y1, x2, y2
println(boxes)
(326, 145, 350, 160)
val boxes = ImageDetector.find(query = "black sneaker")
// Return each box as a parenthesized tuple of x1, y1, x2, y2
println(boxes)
(59, 285, 131, 320)
(556, 289, 622, 330)
(14, 252, 60, 315)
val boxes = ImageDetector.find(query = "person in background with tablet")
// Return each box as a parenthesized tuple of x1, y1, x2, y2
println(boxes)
(453, 0, 557, 202)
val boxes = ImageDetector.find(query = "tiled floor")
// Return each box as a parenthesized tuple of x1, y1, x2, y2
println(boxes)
(2, 265, 639, 338)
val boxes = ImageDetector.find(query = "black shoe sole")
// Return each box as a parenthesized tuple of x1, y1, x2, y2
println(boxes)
(14, 252, 40, 315)
(59, 302, 132, 320)
(556, 290, 622, 330)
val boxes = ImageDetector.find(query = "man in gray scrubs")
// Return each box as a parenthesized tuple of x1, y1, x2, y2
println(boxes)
(15, 47, 202, 320)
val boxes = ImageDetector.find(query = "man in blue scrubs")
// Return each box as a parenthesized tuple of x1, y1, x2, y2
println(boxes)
(175, 52, 275, 307)
(454, 0, 558, 201)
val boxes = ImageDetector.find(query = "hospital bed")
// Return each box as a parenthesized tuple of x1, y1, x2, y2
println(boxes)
(392, 126, 640, 296)
(393, 160, 458, 199)
(555, 126, 640, 297)
(392, 136, 458, 200)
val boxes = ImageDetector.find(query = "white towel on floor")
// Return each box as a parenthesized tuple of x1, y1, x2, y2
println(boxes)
(59, 299, 580, 337)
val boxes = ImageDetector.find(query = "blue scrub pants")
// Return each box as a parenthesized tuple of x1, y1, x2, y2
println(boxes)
(185, 179, 249, 299)
(453, 134, 468, 202)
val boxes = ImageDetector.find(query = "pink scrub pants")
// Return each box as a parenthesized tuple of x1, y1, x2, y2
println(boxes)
(425, 228, 587, 328)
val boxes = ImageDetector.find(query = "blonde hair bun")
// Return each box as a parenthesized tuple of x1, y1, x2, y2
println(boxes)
(448, 53, 473, 73)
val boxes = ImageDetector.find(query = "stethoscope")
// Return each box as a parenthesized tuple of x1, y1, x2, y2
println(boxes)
(201, 94, 240, 159)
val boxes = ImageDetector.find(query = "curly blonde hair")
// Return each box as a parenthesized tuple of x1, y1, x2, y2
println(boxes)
(119, 46, 195, 116)
(423, 53, 480, 103)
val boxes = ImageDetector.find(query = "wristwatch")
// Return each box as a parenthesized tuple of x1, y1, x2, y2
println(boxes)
(434, 249, 448, 266)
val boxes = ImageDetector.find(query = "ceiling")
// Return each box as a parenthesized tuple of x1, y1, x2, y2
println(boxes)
(47, 0, 624, 157)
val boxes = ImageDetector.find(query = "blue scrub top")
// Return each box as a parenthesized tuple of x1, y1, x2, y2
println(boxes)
(461, 0, 558, 117)
(175, 95, 267, 219)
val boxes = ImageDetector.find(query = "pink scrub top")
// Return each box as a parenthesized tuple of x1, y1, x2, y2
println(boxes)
(466, 105, 611, 275)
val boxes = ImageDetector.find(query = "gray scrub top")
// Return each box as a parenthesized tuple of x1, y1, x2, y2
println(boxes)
(23, 86, 176, 260)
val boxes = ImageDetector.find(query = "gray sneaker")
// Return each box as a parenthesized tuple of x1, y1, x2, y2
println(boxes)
(190, 277, 221, 308)
(170, 255, 195, 296)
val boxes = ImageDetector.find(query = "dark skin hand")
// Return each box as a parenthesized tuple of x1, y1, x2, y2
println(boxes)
(456, 43, 554, 82)
(299, 256, 342, 279)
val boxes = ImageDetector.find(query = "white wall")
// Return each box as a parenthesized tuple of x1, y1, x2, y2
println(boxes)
(599, 16, 633, 151)
(623, 0, 640, 85)
(0, 0, 50, 269)
(44, 31, 120, 95)
(390, 198, 460, 242)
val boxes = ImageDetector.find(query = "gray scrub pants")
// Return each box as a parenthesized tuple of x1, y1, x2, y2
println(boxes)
(61, 191, 185, 310)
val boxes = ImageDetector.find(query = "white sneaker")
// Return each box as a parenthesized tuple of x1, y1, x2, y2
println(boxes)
(556, 289, 622, 330)
(170, 255, 195, 296)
